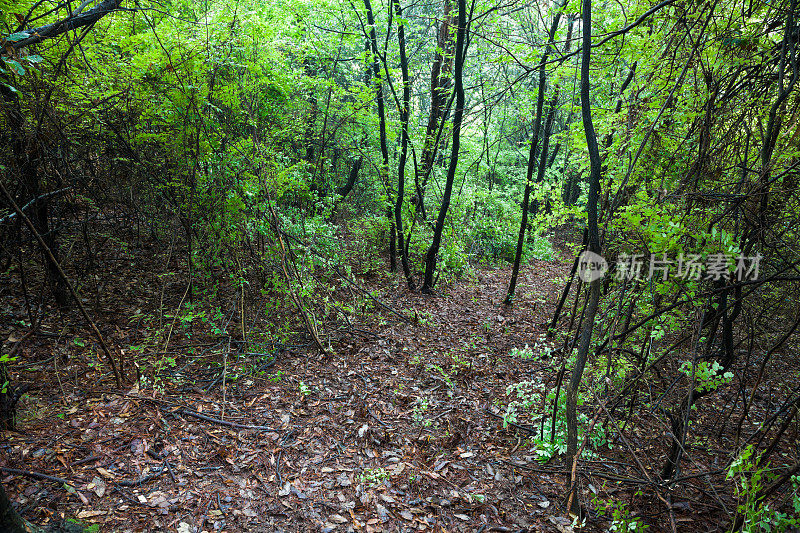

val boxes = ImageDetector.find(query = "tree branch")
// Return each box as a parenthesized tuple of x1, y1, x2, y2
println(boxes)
(8, 0, 124, 49)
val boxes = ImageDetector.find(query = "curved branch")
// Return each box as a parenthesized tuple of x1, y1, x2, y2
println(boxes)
(8, 0, 124, 49)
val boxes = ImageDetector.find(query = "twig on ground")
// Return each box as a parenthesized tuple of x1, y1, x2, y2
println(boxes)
(0, 467, 72, 485)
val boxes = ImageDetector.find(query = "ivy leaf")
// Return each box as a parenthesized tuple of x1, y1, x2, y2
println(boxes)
(2, 59, 25, 76)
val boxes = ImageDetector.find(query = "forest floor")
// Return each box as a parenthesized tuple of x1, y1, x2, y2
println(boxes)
(1, 231, 723, 532)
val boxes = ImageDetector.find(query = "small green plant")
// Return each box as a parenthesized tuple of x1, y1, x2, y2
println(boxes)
(268, 370, 284, 382)
(64, 519, 100, 533)
(427, 363, 454, 389)
(298, 381, 312, 397)
(448, 351, 470, 371)
(510, 336, 555, 361)
(415, 310, 433, 326)
(727, 445, 800, 532)
(502, 377, 609, 463)
(592, 492, 649, 532)
(359, 467, 390, 487)
(510, 344, 536, 360)
(412, 397, 433, 427)
(680, 360, 733, 392)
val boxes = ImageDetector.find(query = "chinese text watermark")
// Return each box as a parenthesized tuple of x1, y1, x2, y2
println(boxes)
(577, 252, 761, 283)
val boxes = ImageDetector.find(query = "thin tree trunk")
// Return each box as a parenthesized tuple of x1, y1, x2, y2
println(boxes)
(416, 0, 456, 220)
(565, 0, 603, 515)
(421, 0, 466, 292)
(337, 156, 363, 197)
(504, 5, 567, 304)
(363, 0, 395, 271)
(393, 0, 415, 290)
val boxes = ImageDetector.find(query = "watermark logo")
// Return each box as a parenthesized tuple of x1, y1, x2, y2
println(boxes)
(576, 252, 762, 282)
(577, 251, 608, 282)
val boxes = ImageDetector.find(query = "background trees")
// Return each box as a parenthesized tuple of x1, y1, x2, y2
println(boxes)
(1, 0, 800, 529)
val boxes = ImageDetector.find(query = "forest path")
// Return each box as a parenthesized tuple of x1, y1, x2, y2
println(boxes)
(5, 258, 578, 532)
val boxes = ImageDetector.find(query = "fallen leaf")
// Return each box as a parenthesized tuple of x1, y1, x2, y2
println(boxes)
(96, 467, 115, 479)
(329, 514, 348, 524)
(90, 476, 106, 497)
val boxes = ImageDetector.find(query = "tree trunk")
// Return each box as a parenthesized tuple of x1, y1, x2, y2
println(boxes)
(362, 0, 395, 271)
(415, 0, 456, 220)
(565, 0, 603, 515)
(393, 0, 415, 290)
(0, 482, 41, 533)
(421, 0, 467, 292)
(504, 5, 567, 304)
(337, 156, 362, 197)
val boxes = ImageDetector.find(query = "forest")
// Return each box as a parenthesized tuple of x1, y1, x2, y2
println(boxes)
(0, 0, 799, 530)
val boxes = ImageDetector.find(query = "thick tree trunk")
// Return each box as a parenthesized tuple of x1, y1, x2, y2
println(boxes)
(0, 482, 40, 533)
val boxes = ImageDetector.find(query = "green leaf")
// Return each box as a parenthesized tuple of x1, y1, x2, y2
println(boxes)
(25, 54, 43, 63)
(2, 59, 25, 76)
(5, 32, 30, 42)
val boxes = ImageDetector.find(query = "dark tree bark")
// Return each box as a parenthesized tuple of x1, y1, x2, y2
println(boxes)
(415, 0, 456, 220)
(504, 4, 567, 304)
(362, 0, 395, 271)
(337, 156, 363, 197)
(421, 0, 466, 293)
(392, 0, 415, 290)
(0, 481, 41, 532)
(10, 0, 124, 49)
(0, 84, 68, 307)
(565, 0, 603, 515)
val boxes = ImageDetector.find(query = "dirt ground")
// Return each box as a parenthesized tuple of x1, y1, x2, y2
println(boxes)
(2, 237, 727, 532)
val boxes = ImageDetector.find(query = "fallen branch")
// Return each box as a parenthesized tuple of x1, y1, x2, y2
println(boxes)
(115, 466, 166, 487)
(0, 187, 71, 224)
(484, 408, 541, 435)
(178, 408, 278, 432)
(0, 467, 72, 485)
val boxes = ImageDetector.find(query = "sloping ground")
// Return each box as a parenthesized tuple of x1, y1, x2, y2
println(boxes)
(2, 257, 590, 533)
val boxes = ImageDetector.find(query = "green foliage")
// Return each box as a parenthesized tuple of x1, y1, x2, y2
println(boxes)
(502, 378, 610, 463)
(346, 215, 389, 274)
(359, 467, 390, 487)
(412, 397, 433, 427)
(679, 360, 733, 393)
(727, 446, 800, 532)
(591, 491, 649, 533)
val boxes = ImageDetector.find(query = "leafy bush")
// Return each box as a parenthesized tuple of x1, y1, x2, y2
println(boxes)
(727, 446, 800, 532)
